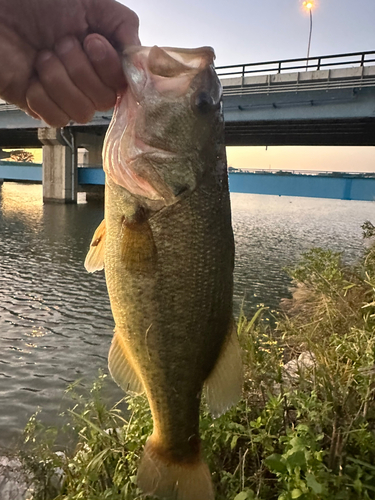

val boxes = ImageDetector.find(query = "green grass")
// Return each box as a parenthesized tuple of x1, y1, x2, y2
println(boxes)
(19, 224, 375, 500)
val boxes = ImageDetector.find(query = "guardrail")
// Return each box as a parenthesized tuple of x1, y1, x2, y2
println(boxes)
(216, 50, 375, 81)
(230, 169, 375, 178)
(218, 51, 375, 97)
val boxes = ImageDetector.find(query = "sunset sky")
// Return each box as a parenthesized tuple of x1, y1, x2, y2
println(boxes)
(120, 0, 375, 172)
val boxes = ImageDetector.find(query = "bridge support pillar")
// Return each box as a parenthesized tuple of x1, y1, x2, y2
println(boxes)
(38, 128, 77, 203)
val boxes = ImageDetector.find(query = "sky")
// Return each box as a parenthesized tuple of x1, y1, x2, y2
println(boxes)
(118, 0, 375, 172)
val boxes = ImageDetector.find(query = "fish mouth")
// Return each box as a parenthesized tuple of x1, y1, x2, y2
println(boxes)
(123, 45, 216, 100)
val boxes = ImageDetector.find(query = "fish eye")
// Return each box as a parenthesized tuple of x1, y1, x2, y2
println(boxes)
(193, 91, 216, 114)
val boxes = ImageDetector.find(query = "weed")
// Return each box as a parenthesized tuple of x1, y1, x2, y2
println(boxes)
(18, 231, 375, 499)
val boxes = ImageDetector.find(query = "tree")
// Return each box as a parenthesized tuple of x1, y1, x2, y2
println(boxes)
(9, 150, 34, 162)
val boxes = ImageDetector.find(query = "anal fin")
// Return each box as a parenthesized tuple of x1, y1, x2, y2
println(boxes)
(204, 319, 243, 418)
(108, 329, 144, 394)
(85, 219, 106, 273)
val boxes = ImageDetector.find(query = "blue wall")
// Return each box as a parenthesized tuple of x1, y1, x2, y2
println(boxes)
(228, 172, 375, 201)
(1, 164, 374, 201)
(0, 162, 42, 182)
(78, 167, 105, 185)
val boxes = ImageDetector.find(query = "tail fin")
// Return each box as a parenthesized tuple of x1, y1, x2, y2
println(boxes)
(137, 436, 214, 500)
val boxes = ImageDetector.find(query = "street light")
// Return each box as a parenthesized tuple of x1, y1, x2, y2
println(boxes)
(302, 1, 315, 69)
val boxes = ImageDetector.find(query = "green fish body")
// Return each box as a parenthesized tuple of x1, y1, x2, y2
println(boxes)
(85, 45, 242, 500)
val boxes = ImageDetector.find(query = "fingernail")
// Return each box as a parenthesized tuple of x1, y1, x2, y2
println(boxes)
(56, 36, 76, 55)
(25, 109, 41, 120)
(37, 50, 53, 65)
(85, 38, 106, 62)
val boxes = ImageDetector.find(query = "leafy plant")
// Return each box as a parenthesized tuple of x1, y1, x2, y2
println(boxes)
(17, 228, 375, 500)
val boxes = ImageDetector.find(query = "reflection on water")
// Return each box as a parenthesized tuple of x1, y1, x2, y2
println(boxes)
(0, 183, 116, 447)
(0, 182, 374, 448)
(231, 193, 374, 314)
(1, 183, 43, 227)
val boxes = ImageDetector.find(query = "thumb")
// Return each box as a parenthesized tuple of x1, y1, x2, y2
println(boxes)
(84, 34, 127, 91)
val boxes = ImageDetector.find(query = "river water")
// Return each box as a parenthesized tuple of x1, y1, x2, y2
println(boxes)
(0, 182, 374, 448)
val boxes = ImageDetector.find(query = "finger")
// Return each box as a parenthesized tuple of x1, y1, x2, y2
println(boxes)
(84, 34, 126, 92)
(86, 2, 140, 49)
(55, 36, 117, 111)
(35, 50, 95, 123)
(26, 80, 70, 127)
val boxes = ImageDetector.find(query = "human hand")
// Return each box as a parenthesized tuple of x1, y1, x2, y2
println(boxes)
(0, 0, 139, 126)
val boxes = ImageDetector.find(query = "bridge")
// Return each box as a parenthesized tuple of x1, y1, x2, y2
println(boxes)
(218, 51, 375, 146)
(0, 50, 374, 202)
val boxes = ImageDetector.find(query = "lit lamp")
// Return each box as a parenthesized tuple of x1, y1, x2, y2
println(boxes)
(302, 0, 315, 69)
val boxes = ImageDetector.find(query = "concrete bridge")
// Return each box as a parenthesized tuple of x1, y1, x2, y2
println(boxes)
(218, 51, 375, 146)
(0, 50, 374, 202)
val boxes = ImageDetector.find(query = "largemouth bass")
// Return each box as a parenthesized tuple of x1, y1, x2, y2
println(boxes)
(85, 45, 243, 500)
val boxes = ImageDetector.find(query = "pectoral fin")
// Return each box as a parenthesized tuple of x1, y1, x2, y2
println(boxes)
(84, 219, 105, 273)
(121, 216, 157, 273)
(204, 319, 243, 418)
(108, 329, 144, 394)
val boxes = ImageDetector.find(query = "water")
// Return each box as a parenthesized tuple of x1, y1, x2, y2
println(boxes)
(1, 182, 374, 448)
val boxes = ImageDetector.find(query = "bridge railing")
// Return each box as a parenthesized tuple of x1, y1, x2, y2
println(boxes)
(216, 50, 375, 82)
(217, 50, 375, 96)
(230, 168, 375, 178)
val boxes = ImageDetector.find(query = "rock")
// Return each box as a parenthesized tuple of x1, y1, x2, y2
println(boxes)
(297, 351, 316, 370)
(0, 456, 32, 500)
(0, 452, 66, 500)
(271, 351, 317, 395)
(48, 451, 66, 492)
(282, 351, 316, 385)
